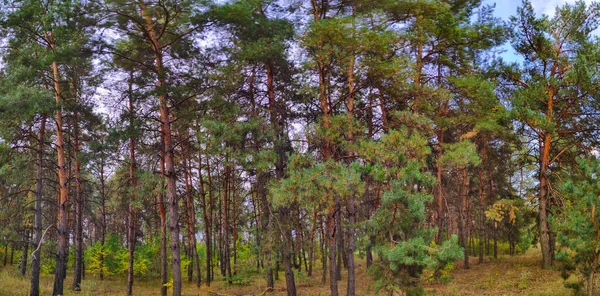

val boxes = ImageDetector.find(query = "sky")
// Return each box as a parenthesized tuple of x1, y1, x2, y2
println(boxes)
(483, 0, 595, 62)
(485, 0, 594, 20)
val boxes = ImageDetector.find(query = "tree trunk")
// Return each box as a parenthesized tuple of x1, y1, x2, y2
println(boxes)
(493, 223, 498, 260)
(479, 143, 486, 264)
(328, 202, 338, 296)
(461, 167, 470, 269)
(321, 216, 327, 285)
(139, 5, 182, 293)
(159, 141, 168, 296)
(184, 156, 201, 286)
(20, 229, 29, 276)
(347, 195, 356, 296)
(10, 242, 14, 265)
(127, 71, 136, 296)
(30, 114, 46, 296)
(224, 165, 232, 284)
(99, 152, 107, 282)
(281, 210, 297, 296)
(539, 132, 553, 269)
(3, 243, 7, 266)
(49, 52, 70, 296)
(336, 205, 343, 281)
(72, 80, 84, 292)
(203, 155, 214, 286)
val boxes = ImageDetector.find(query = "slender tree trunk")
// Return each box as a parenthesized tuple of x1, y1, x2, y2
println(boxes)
(184, 156, 201, 286)
(539, 132, 552, 269)
(49, 51, 70, 296)
(307, 210, 317, 277)
(202, 155, 213, 286)
(493, 223, 498, 259)
(435, 131, 445, 244)
(72, 79, 84, 292)
(320, 216, 327, 285)
(347, 195, 356, 296)
(159, 142, 168, 296)
(328, 202, 338, 296)
(20, 229, 29, 276)
(232, 176, 239, 276)
(336, 202, 343, 281)
(3, 243, 7, 266)
(345, 34, 357, 294)
(539, 82, 556, 269)
(281, 209, 297, 296)
(462, 167, 470, 269)
(224, 165, 232, 283)
(479, 142, 487, 264)
(10, 242, 14, 265)
(139, 5, 182, 293)
(127, 71, 136, 296)
(588, 253, 597, 296)
(30, 114, 46, 296)
(99, 152, 107, 282)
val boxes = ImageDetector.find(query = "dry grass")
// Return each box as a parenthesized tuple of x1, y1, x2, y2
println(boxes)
(0, 249, 572, 295)
(426, 248, 572, 296)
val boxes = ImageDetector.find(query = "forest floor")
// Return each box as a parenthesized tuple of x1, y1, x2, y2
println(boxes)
(0, 247, 574, 296)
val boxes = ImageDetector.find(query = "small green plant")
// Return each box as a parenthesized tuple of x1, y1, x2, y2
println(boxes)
(518, 271, 530, 289)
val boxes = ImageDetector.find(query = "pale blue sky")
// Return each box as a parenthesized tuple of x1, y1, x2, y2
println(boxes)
(484, 0, 593, 20)
(483, 0, 595, 62)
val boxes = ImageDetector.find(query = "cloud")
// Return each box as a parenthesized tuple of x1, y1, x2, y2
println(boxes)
(530, 0, 594, 16)
(486, 0, 595, 21)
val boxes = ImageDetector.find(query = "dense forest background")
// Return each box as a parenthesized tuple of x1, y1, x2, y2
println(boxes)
(1, 0, 600, 295)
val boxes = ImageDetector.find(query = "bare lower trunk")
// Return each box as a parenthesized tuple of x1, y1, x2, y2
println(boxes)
(20, 229, 29, 276)
(139, 4, 182, 294)
(201, 155, 213, 287)
(347, 194, 356, 296)
(588, 253, 597, 296)
(320, 216, 327, 285)
(327, 203, 338, 296)
(159, 147, 168, 296)
(127, 71, 136, 296)
(479, 143, 486, 264)
(461, 168, 470, 270)
(30, 115, 46, 296)
(49, 55, 69, 296)
(72, 96, 83, 292)
(539, 162, 552, 269)
(282, 210, 297, 296)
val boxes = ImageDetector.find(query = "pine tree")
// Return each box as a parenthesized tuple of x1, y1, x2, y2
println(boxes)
(558, 157, 600, 295)
(507, 0, 600, 269)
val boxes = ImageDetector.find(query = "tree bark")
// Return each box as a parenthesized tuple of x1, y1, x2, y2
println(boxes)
(30, 114, 46, 296)
(347, 194, 356, 296)
(281, 210, 297, 296)
(49, 50, 70, 296)
(139, 4, 182, 293)
(478, 142, 487, 264)
(72, 79, 83, 292)
(203, 155, 214, 286)
(20, 229, 29, 276)
(539, 131, 553, 269)
(99, 148, 107, 282)
(328, 202, 339, 296)
(127, 71, 136, 296)
(461, 167, 470, 269)
(159, 139, 168, 296)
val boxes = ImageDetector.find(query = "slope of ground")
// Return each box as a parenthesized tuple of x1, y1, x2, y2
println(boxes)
(0, 248, 572, 295)
(426, 248, 571, 296)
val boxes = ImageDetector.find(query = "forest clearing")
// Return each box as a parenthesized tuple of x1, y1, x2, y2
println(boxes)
(3, 0, 600, 295)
